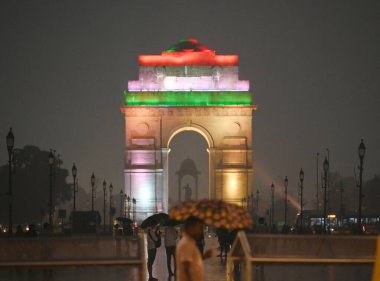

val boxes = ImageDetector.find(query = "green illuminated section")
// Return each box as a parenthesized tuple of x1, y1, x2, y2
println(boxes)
(124, 91, 252, 106)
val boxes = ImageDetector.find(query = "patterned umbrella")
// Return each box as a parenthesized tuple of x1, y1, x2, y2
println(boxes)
(169, 199, 253, 229)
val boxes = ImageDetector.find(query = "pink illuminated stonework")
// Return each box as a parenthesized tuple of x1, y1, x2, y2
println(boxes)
(121, 39, 256, 221)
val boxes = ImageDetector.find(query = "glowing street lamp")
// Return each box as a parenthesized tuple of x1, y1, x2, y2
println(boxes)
(323, 157, 329, 234)
(72, 163, 77, 212)
(91, 173, 96, 212)
(6, 128, 14, 237)
(357, 139, 366, 234)
(48, 150, 55, 231)
(299, 169, 304, 234)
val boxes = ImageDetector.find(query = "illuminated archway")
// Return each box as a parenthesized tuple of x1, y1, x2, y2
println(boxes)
(121, 39, 256, 220)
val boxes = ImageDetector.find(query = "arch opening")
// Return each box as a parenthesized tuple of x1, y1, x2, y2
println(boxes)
(167, 130, 209, 210)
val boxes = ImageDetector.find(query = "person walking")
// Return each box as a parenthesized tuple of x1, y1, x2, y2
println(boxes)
(216, 227, 229, 257)
(146, 221, 161, 281)
(176, 216, 212, 281)
(164, 225, 177, 276)
(196, 229, 205, 255)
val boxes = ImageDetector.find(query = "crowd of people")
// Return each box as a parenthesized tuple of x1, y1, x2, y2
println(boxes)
(145, 217, 238, 281)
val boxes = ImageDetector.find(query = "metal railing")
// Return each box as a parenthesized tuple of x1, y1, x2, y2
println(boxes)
(227, 232, 378, 281)
(0, 234, 147, 281)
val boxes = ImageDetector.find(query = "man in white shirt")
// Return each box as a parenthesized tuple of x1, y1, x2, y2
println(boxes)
(164, 226, 177, 276)
(176, 216, 212, 281)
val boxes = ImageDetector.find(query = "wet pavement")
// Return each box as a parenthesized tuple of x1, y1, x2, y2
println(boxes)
(152, 236, 226, 281)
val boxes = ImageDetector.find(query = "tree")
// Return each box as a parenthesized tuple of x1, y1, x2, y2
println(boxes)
(0, 145, 72, 224)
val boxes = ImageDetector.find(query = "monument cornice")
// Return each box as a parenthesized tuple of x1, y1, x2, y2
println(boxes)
(120, 105, 257, 117)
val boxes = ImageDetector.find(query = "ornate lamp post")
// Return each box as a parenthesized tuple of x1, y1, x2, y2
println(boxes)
(119, 190, 124, 217)
(103, 180, 107, 232)
(299, 169, 304, 233)
(48, 150, 55, 231)
(127, 195, 131, 218)
(270, 183, 275, 231)
(284, 176, 288, 232)
(72, 163, 78, 212)
(323, 157, 329, 234)
(6, 128, 14, 237)
(256, 189, 260, 216)
(109, 183, 113, 232)
(357, 139, 366, 234)
(91, 173, 96, 212)
(132, 197, 136, 221)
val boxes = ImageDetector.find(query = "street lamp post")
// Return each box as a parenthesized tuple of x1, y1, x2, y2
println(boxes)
(132, 198, 136, 221)
(91, 173, 95, 212)
(6, 128, 14, 237)
(270, 183, 275, 231)
(256, 190, 260, 216)
(103, 180, 107, 233)
(48, 150, 55, 232)
(357, 139, 366, 235)
(119, 190, 124, 217)
(109, 183, 113, 232)
(127, 196, 131, 219)
(299, 169, 304, 234)
(323, 157, 329, 234)
(284, 176, 288, 232)
(72, 163, 77, 212)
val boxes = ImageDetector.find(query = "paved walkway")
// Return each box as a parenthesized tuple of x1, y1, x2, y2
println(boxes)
(151, 236, 226, 281)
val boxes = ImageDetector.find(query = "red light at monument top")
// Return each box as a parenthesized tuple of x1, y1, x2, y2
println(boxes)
(139, 39, 238, 66)
(125, 38, 251, 105)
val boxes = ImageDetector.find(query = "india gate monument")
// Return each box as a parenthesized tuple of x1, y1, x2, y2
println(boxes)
(121, 39, 256, 221)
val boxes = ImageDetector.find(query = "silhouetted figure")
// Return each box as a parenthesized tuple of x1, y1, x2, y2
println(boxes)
(15, 225, 24, 237)
(227, 229, 239, 248)
(123, 223, 133, 236)
(164, 226, 177, 276)
(40, 222, 51, 237)
(216, 228, 229, 257)
(25, 224, 38, 237)
(147, 222, 160, 281)
(183, 184, 192, 201)
(196, 229, 205, 255)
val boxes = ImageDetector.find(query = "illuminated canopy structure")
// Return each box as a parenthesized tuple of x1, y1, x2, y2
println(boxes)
(121, 39, 256, 220)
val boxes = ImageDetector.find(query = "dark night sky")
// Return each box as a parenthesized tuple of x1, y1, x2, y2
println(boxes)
(1, 0, 379, 210)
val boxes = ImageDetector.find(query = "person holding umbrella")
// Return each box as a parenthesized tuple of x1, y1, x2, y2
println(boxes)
(176, 216, 212, 281)
(146, 221, 161, 281)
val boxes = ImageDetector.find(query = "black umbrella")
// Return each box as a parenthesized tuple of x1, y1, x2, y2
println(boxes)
(141, 213, 169, 228)
(162, 218, 182, 227)
(115, 217, 133, 224)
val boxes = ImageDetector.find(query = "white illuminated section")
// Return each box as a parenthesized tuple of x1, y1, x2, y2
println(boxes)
(128, 66, 250, 91)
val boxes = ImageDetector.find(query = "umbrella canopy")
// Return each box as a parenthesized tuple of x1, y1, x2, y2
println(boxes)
(169, 199, 253, 229)
(161, 218, 183, 227)
(141, 213, 169, 229)
(115, 217, 133, 224)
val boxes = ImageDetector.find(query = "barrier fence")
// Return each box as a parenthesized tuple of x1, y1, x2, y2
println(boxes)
(228, 232, 380, 281)
(0, 234, 146, 281)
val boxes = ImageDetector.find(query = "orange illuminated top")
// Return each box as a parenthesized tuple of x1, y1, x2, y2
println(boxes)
(138, 39, 239, 66)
